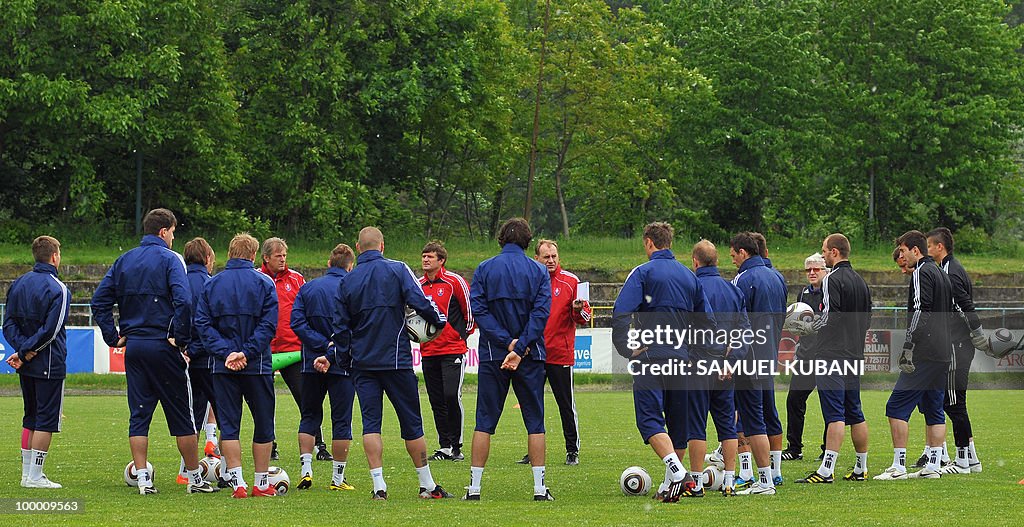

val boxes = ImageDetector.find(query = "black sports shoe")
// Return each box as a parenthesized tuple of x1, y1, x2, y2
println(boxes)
(297, 475, 313, 490)
(371, 489, 388, 500)
(429, 449, 455, 461)
(186, 481, 220, 494)
(451, 449, 465, 462)
(680, 487, 705, 498)
(217, 478, 232, 489)
(912, 454, 929, 469)
(534, 489, 555, 501)
(316, 443, 333, 461)
(462, 490, 481, 501)
(795, 470, 834, 484)
(566, 452, 579, 466)
(270, 441, 280, 461)
(781, 450, 803, 461)
(843, 470, 867, 481)
(420, 485, 455, 499)
(516, 454, 531, 464)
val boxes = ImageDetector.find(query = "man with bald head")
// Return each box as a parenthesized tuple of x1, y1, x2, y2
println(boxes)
(335, 227, 452, 500)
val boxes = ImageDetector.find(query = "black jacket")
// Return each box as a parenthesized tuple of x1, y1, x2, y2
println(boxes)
(905, 256, 954, 362)
(795, 286, 824, 360)
(811, 261, 872, 360)
(941, 255, 981, 344)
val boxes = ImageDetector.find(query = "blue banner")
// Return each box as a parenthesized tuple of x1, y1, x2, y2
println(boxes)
(0, 328, 94, 375)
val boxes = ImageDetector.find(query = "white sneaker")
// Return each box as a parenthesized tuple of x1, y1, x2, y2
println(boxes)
(736, 483, 776, 495)
(872, 466, 908, 480)
(705, 452, 725, 469)
(939, 464, 970, 475)
(969, 462, 983, 473)
(23, 475, 62, 489)
(908, 468, 941, 479)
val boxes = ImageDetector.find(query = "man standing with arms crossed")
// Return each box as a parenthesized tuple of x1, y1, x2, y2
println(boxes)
(791, 233, 872, 483)
(875, 230, 954, 481)
(4, 236, 69, 489)
(465, 218, 553, 501)
(336, 227, 452, 500)
(517, 239, 591, 466)
(194, 233, 279, 498)
(291, 244, 358, 491)
(91, 208, 216, 495)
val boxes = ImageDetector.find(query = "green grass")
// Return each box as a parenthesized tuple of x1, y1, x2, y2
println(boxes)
(1, 387, 1023, 525)
(2, 235, 1022, 277)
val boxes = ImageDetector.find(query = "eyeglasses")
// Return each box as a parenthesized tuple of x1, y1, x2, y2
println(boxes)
(805, 267, 824, 273)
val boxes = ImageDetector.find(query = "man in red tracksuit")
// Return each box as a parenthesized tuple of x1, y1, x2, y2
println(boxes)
(260, 237, 330, 461)
(517, 239, 591, 465)
(419, 241, 474, 462)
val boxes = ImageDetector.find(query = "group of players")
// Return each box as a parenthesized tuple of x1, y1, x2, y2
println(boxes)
(3, 209, 993, 501)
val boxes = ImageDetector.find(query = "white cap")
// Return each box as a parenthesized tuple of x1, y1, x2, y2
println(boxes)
(804, 253, 825, 270)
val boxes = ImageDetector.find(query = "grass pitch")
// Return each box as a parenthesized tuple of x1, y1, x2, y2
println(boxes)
(1, 386, 1023, 526)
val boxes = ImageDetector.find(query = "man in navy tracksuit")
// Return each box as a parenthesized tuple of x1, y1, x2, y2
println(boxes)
(3, 236, 70, 489)
(291, 244, 357, 492)
(465, 217, 552, 502)
(336, 227, 451, 501)
(183, 238, 220, 462)
(91, 208, 215, 495)
(729, 231, 787, 495)
(612, 222, 715, 503)
(194, 233, 279, 498)
(690, 239, 750, 497)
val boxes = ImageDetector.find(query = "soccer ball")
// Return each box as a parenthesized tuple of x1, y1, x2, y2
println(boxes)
(785, 302, 815, 326)
(123, 461, 155, 487)
(988, 328, 1022, 359)
(268, 466, 290, 495)
(619, 466, 652, 496)
(199, 456, 222, 484)
(405, 312, 441, 343)
(703, 465, 724, 491)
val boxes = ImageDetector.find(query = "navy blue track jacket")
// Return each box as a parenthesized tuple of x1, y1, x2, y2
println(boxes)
(731, 255, 787, 364)
(291, 266, 350, 375)
(470, 244, 551, 363)
(695, 265, 751, 360)
(194, 258, 278, 375)
(91, 235, 191, 346)
(186, 263, 212, 369)
(336, 250, 445, 371)
(3, 263, 70, 379)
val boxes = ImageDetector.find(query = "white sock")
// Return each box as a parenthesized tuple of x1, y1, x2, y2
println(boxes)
(300, 453, 313, 477)
(855, 452, 868, 475)
(662, 453, 684, 482)
(21, 449, 31, 480)
(955, 447, 970, 468)
(926, 447, 942, 471)
(370, 467, 386, 493)
(690, 471, 704, 491)
(770, 450, 782, 479)
(893, 448, 906, 470)
(532, 465, 546, 495)
(255, 471, 269, 490)
(179, 457, 186, 477)
(227, 466, 245, 489)
(416, 465, 436, 490)
(818, 450, 838, 478)
(757, 466, 773, 488)
(941, 442, 950, 464)
(714, 444, 723, 456)
(968, 440, 980, 464)
(187, 467, 203, 485)
(137, 468, 153, 488)
(468, 466, 484, 493)
(723, 470, 735, 488)
(204, 424, 217, 443)
(738, 452, 753, 480)
(28, 449, 47, 480)
(332, 461, 347, 485)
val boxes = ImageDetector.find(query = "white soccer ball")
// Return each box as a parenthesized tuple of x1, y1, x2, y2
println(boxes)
(199, 456, 222, 484)
(269, 466, 290, 495)
(405, 312, 441, 343)
(785, 302, 815, 327)
(620, 466, 652, 496)
(124, 461, 155, 487)
(988, 328, 1021, 359)
(703, 465, 725, 491)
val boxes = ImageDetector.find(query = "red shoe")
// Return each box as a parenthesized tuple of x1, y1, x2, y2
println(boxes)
(176, 474, 189, 485)
(204, 441, 221, 458)
(251, 486, 277, 497)
(231, 486, 248, 499)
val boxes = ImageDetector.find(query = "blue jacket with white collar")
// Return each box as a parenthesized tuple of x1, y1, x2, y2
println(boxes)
(336, 250, 445, 371)
(186, 263, 213, 368)
(91, 235, 192, 346)
(194, 258, 278, 375)
(3, 263, 70, 379)
(470, 244, 551, 363)
(291, 266, 350, 375)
